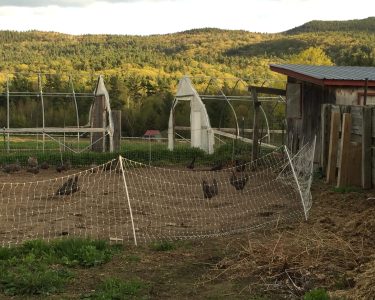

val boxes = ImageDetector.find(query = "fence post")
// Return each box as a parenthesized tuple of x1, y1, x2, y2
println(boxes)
(337, 113, 352, 188)
(119, 155, 138, 246)
(320, 104, 332, 173)
(326, 111, 340, 184)
(251, 87, 261, 162)
(362, 106, 372, 189)
(111, 110, 121, 152)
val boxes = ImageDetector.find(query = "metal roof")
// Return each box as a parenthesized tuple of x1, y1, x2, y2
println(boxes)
(270, 64, 375, 86)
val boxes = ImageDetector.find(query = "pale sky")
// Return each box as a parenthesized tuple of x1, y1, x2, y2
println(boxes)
(0, 0, 373, 35)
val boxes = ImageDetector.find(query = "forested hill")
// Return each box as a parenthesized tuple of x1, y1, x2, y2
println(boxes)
(285, 17, 375, 34)
(0, 18, 374, 135)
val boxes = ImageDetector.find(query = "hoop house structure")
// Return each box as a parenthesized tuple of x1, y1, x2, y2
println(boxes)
(168, 76, 284, 154)
(0, 74, 115, 153)
(168, 76, 215, 154)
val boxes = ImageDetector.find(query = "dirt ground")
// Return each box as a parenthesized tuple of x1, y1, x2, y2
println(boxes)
(1, 166, 375, 299)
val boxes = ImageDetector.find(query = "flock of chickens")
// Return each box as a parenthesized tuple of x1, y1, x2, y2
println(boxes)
(1, 157, 72, 175)
(1, 156, 250, 199)
(1, 157, 79, 196)
(188, 157, 250, 199)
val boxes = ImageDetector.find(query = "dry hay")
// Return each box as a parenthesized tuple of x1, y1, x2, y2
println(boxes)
(201, 183, 375, 299)
(348, 256, 375, 300)
(203, 226, 366, 298)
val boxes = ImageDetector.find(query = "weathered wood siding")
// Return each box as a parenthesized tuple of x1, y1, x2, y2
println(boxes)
(321, 104, 374, 188)
(286, 79, 335, 162)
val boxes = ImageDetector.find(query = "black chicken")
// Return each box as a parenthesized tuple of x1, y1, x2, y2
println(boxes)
(40, 161, 49, 170)
(235, 159, 246, 172)
(202, 179, 218, 199)
(187, 157, 196, 170)
(55, 176, 79, 196)
(27, 166, 40, 174)
(2, 161, 21, 173)
(210, 161, 224, 171)
(230, 171, 249, 191)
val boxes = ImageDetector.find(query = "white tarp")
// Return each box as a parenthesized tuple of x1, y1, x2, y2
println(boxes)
(168, 76, 214, 154)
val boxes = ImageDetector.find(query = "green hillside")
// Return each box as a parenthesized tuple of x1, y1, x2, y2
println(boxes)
(285, 17, 375, 34)
(0, 18, 374, 135)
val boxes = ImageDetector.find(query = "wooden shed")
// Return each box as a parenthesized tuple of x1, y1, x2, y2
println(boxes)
(270, 64, 375, 159)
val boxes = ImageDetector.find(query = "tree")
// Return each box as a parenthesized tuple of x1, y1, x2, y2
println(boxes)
(289, 47, 333, 65)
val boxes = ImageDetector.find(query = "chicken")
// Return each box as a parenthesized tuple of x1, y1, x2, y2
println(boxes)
(40, 161, 49, 170)
(55, 176, 79, 196)
(210, 161, 224, 171)
(27, 166, 40, 174)
(2, 161, 21, 174)
(235, 159, 246, 172)
(187, 157, 196, 170)
(56, 160, 71, 172)
(27, 156, 38, 168)
(230, 171, 249, 191)
(202, 179, 218, 199)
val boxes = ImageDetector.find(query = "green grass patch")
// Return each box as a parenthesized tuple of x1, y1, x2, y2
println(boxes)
(125, 254, 141, 263)
(332, 186, 363, 194)
(150, 241, 176, 252)
(304, 288, 330, 300)
(0, 137, 257, 167)
(82, 277, 147, 300)
(0, 238, 120, 296)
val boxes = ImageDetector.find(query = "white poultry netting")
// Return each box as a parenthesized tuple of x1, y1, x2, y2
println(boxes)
(0, 141, 315, 246)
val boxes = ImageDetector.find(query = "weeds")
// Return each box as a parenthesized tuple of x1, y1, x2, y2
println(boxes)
(0, 238, 119, 296)
(150, 241, 176, 251)
(82, 278, 147, 300)
(303, 288, 330, 300)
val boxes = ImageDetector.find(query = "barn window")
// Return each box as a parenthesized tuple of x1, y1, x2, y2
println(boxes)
(286, 83, 301, 118)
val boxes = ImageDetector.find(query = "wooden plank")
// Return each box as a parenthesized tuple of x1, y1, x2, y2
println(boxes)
(111, 110, 122, 152)
(326, 111, 340, 184)
(351, 106, 363, 135)
(249, 86, 286, 96)
(251, 88, 261, 162)
(91, 95, 106, 152)
(286, 83, 301, 119)
(1, 127, 106, 133)
(212, 130, 277, 149)
(320, 104, 332, 172)
(175, 126, 284, 134)
(349, 142, 362, 187)
(337, 113, 352, 188)
(362, 106, 372, 189)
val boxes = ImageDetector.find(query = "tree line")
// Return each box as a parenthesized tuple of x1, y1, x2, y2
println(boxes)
(0, 18, 374, 136)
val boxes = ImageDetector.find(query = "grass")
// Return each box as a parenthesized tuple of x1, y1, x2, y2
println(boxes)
(303, 288, 330, 300)
(82, 278, 148, 300)
(0, 238, 119, 296)
(150, 241, 176, 252)
(0, 138, 256, 167)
